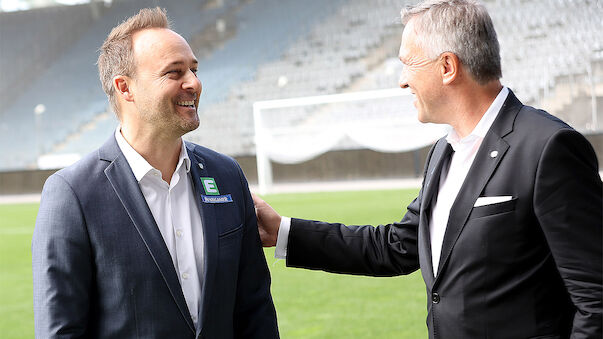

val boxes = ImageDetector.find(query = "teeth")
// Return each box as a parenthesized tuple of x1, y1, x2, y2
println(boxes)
(177, 100, 195, 107)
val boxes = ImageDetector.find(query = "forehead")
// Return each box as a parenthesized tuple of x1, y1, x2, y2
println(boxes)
(398, 19, 423, 61)
(132, 28, 196, 66)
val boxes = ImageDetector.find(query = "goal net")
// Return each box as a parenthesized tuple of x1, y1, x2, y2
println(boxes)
(253, 88, 449, 194)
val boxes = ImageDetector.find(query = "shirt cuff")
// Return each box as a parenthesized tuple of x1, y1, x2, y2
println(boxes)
(274, 217, 291, 259)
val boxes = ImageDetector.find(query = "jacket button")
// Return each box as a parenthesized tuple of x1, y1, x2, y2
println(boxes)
(432, 292, 440, 304)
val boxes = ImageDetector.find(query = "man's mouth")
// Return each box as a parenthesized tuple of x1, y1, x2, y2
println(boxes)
(176, 100, 196, 108)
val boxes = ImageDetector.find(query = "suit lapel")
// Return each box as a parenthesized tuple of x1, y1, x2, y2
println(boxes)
(419, 139, 454, 284)
(435, 136, 508, 277)
(185, 143, 218, 333)
(434, 91, 522, 281)
(99, 136, 195, 334)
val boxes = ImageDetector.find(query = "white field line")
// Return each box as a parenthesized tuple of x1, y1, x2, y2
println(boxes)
(0, 227, 34, 235)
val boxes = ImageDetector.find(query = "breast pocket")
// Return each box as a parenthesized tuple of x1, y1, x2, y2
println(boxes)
(218, 223, 244, 263)
(469, 197, 517, 219)
(219, 223, 244, 245)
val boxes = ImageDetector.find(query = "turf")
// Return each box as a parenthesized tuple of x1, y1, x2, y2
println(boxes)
(0, 203, 38, 339)
(0, 188, 427, 338)
(262, 189, 426, 338)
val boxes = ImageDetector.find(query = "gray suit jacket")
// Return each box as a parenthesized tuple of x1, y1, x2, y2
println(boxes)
(32, 136, 279, 338)
(286, 91, 602, 338)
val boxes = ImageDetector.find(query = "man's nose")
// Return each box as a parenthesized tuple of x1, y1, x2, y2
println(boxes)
(184, 70, 202, 94)
(398, 70, 409, 89)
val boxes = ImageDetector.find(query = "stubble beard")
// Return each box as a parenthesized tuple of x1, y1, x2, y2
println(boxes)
(180, 114, 200, 134)
(141, 99, 200, 137)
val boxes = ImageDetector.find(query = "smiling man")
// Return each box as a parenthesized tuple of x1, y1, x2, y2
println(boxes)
(32, 8, 278, 339)
(253, 0, 602, 338)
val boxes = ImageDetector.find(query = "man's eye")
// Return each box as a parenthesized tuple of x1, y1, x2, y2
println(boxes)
(191, 69, 198, 76)
(167, 70, 181, 75)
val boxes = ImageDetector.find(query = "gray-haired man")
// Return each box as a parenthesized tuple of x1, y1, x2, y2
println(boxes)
(253, 0, 602, 338)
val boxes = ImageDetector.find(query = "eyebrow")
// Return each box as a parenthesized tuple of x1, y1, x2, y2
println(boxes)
(162, 59, 198, 70)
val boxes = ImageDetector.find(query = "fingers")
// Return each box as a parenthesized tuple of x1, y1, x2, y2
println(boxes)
(257, 225, 274, 248)
(251, 192, 280, 247)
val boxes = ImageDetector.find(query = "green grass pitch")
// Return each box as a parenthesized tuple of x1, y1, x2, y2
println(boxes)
(0, 188, 427, 338)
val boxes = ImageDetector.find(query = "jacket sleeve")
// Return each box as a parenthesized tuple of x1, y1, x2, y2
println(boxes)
(285, 146, 437, 277)
(32, 173, 92, 338)
(534, 128, 602, 338)
(233, 163, 279, 338)
(286, 194, 421, 277)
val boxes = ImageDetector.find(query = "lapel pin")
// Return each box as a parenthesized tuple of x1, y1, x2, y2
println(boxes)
(490, 151, 498, 158)
(198, 163, 204, 170)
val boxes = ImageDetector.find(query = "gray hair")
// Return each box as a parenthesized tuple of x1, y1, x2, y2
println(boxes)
(97, 7, 170, 116)
(401, 0, 501, 84)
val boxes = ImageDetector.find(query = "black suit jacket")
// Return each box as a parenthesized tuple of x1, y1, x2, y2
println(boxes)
(33, 136, 279, 338)
(286, 91, 602, 338)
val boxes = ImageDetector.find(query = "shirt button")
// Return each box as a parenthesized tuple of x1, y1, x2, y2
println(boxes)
(176, 230, 183, 237)
(182, 272, 189, 279)
(432, 292, 440, 304)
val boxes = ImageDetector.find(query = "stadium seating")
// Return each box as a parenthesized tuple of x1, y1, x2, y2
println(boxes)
(0, 0, 601, 171)
(0, 0, 240, 169)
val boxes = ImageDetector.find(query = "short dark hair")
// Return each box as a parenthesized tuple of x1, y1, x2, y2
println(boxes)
(97, 7, 170, 116)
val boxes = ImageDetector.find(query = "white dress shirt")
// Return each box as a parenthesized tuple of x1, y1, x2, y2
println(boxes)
(275, 87, 510, 274)
(429, 86, 508, 273)
(115, 128, 204, 328)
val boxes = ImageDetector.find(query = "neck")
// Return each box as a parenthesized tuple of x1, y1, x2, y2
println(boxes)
(449, 81, 503, 139)
(120, 122, 182, 183)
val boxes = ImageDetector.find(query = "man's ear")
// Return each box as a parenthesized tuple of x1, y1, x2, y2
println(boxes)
(439, 52, 460, 85)
(113, 75, 134, 102)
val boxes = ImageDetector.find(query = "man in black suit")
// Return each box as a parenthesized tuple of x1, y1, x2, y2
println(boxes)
(253, 0, 602, 338)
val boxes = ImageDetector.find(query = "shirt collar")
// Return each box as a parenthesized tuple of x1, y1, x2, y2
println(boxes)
(446, 86, 509, 149)
(114, 127, 191, 183)
(176, 141, 192, 174)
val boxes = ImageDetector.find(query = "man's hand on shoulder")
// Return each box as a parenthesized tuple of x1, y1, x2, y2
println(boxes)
(252, 193, 282, 247)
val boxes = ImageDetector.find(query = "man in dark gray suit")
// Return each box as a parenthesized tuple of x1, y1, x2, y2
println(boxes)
(32, 7, 278, 338)
(253, 0, 602, 338)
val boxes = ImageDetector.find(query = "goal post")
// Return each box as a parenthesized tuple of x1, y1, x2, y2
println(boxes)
(253, 88, 448, 195)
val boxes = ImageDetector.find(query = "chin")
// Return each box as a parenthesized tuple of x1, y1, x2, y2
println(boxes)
(416, 112, 427, 123)
(182, 119, 200, 133)
(416, 109, 437, 124)
(178, 110, 200, 129)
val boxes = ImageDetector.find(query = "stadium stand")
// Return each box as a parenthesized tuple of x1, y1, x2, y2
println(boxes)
(0, 0, 602, 172)
(185, 0, 403, 155)
(0, 3, 97, 110)
(60, 0, 349, 157)
(0, 0, 242, 169)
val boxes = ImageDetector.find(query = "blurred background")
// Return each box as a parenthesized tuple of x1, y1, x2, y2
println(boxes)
(0, 0, 602, 195)
(1, 1, 602, 338)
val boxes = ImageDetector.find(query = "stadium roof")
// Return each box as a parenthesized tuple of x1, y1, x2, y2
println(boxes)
(0, 0, 110, 12)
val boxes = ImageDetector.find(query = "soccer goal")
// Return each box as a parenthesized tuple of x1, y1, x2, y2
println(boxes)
(253, 88, 449, 194)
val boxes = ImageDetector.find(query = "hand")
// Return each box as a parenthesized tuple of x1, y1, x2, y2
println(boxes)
(252, 193, 282, 247)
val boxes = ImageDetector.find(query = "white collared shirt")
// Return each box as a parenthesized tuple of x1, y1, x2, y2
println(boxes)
(275, 87, 510, 274)
(115, 128, 204, 328)
(429, 86, 508, 273)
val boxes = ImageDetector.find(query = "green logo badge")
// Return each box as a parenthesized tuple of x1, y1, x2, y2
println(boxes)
(201, 177, 220, 195)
